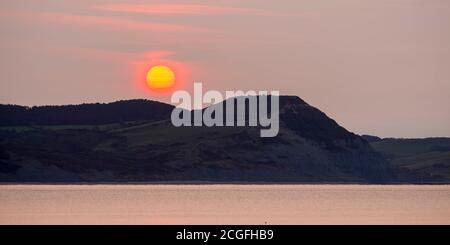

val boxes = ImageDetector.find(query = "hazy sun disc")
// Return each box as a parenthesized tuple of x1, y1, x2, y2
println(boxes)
(146, 65, 175, 89)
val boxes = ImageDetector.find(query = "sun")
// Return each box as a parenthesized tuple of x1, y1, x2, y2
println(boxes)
(146, 65, 175, 89)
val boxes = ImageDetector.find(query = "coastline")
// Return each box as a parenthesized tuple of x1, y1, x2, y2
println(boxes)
(1, 181, 449, 185)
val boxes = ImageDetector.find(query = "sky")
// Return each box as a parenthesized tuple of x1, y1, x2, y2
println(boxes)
(1, 0, 449, 138)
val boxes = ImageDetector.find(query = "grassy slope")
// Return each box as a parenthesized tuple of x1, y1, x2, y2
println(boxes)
(370, 138, 450, 179)
(118, 123, 244, 147)
(3, 122, 449, 182)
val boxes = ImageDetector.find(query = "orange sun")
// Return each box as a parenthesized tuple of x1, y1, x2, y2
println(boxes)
(146, 65, 175, 90)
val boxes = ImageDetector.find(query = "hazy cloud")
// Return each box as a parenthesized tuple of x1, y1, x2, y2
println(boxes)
(91, 3, 280, 16)
(4, 11, 211, 33)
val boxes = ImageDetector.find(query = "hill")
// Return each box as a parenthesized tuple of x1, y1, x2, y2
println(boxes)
(0, 96, 436, 183)
(370, 138, 450, 181)
(0, 99, 174, 126)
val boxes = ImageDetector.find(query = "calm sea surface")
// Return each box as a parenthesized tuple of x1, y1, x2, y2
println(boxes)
(0, 185, 449, 224)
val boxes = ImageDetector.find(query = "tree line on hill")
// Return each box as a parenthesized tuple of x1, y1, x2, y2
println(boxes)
(0, 100, 174, 126)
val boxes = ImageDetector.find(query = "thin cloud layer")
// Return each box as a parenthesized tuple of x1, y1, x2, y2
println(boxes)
(5, 11, 211, 33)
(91, 3, 279, 16)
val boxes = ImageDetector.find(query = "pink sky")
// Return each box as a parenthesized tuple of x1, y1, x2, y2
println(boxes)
(0, 0, 449, 138)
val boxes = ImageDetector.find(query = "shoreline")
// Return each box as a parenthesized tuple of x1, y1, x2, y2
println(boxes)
(1, 181, 449, 185)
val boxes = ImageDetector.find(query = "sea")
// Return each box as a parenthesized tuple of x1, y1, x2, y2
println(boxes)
(0, 184, 449, 224)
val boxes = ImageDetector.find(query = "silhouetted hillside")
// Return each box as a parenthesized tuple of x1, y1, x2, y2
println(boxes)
(0, 99, 174, 126)
(2, 96, 445, 183)
(361, 135, 382, 142)
(370, 137, 450, 181)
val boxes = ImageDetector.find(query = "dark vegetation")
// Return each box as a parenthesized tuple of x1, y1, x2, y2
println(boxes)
(370, 137, 450, 181)
(0, 99, 173, 126)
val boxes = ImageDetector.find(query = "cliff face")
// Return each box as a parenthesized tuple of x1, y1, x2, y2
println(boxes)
(157, 96, 393, 182)
(0, 96, 394, 182)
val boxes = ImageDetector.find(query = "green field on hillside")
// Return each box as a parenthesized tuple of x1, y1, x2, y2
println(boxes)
(371, 138, 450, 179)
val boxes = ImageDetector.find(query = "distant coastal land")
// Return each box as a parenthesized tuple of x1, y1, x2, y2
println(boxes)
(1, 97, 449, 183)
